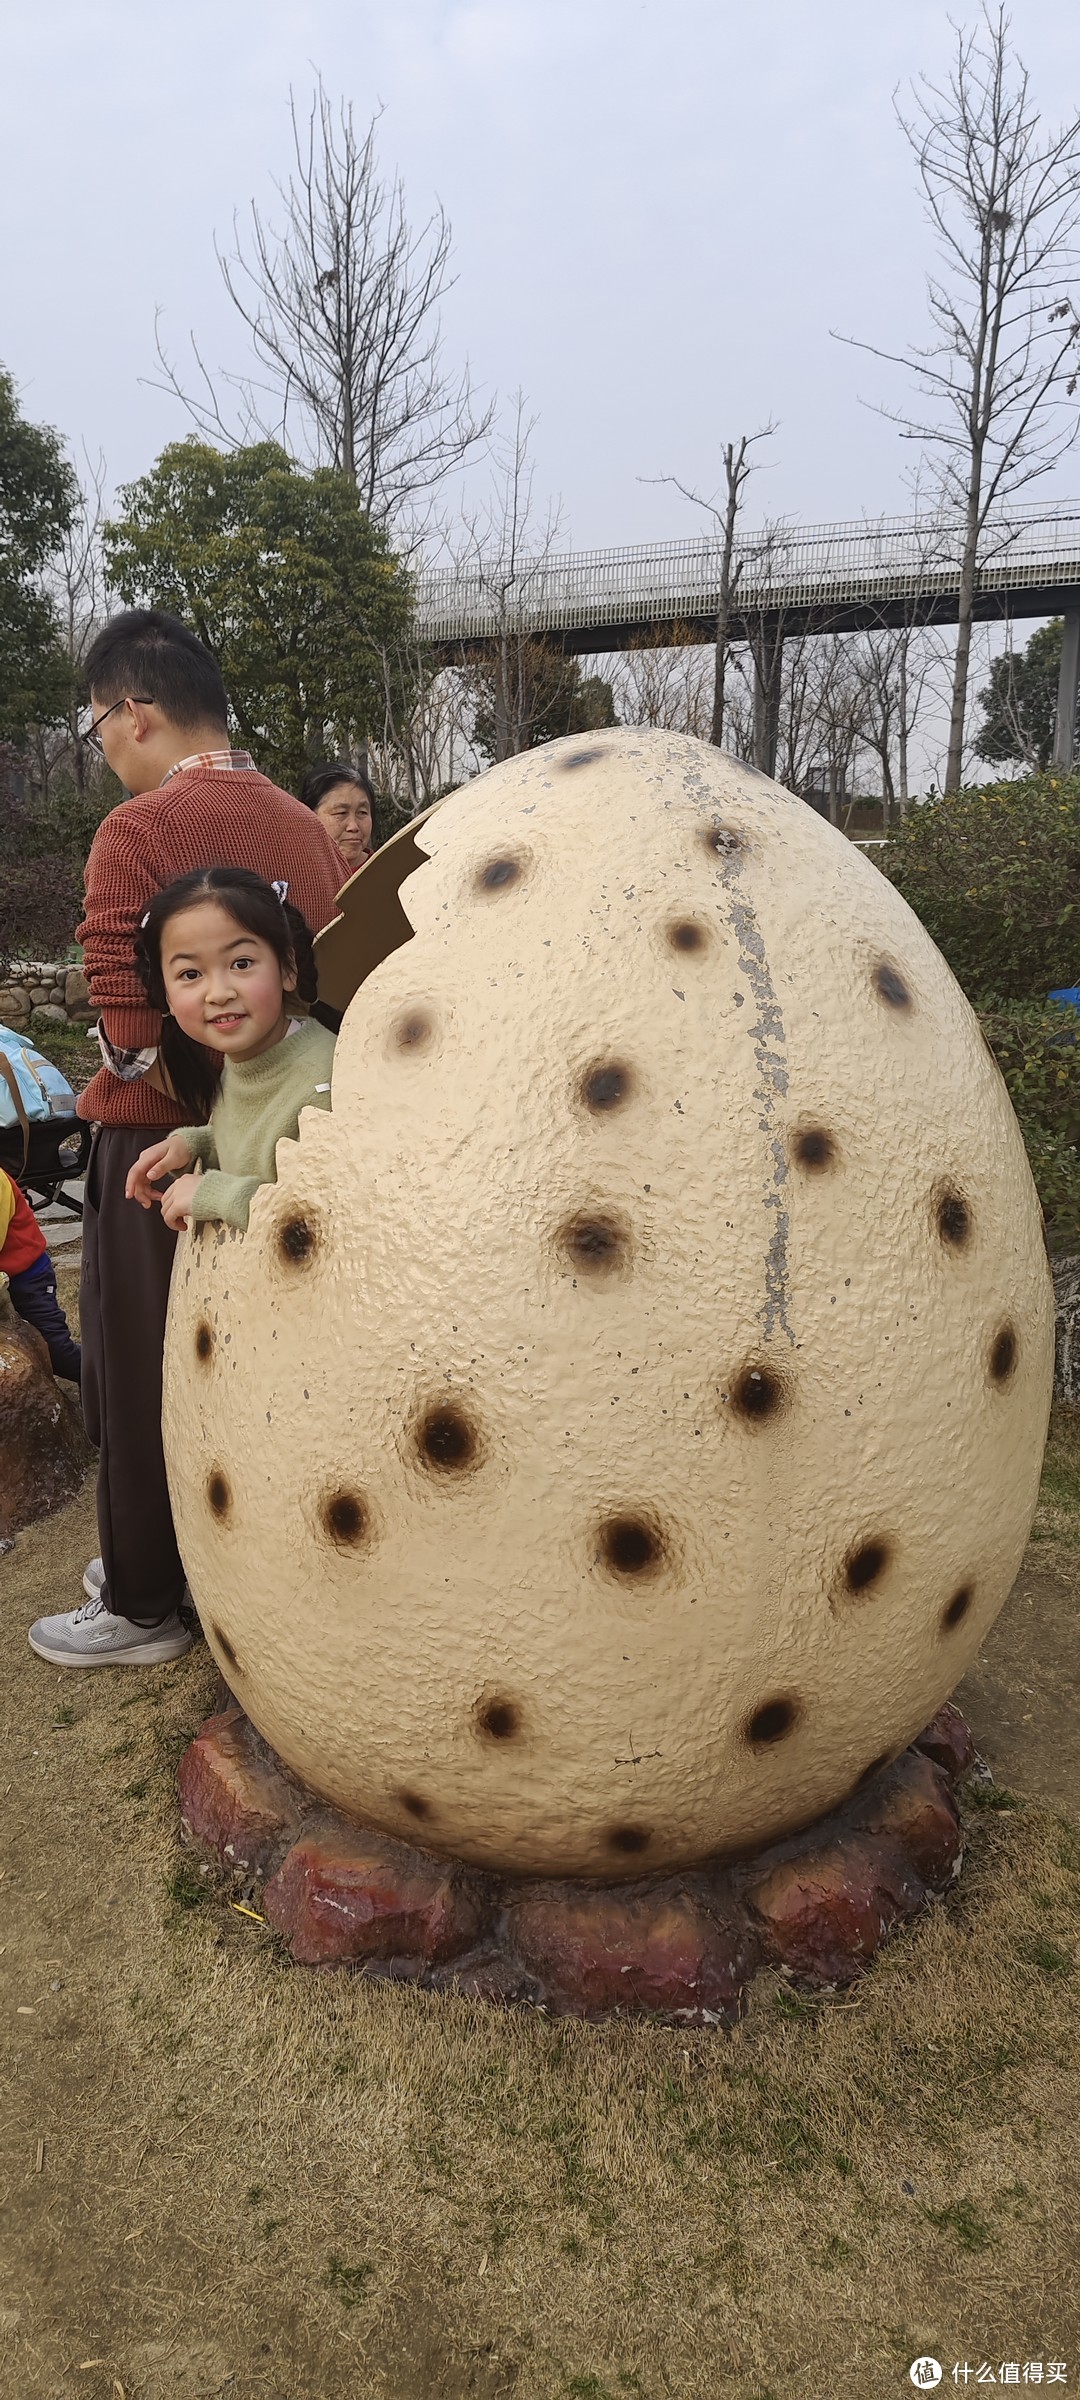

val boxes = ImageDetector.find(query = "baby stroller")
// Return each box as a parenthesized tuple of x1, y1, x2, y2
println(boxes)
(0, 1027, 92, 1219)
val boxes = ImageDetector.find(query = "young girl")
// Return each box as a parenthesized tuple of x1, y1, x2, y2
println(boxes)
(126, 866, 336, 1234)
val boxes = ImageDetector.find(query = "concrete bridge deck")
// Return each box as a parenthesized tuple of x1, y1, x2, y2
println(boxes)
(415, 497, 1080, 658)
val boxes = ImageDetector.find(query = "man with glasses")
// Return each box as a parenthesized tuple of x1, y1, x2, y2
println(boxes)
(28, 608, 344, 1671)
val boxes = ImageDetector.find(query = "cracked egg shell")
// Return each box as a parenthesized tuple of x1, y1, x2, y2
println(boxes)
(162, 728, 1053, 1879)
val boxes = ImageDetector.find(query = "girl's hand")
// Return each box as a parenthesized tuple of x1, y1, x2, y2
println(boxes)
(126, 1134, 194, 1209)
(160, 1171, 201, 1232)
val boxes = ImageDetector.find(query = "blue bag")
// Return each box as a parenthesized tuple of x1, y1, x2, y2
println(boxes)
(0, 1025, 77, 1130)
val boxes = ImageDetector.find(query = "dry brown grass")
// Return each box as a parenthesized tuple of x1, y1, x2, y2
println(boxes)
(2, 1340, 1078, 2398)
(1030, 1403, 1080, 1553)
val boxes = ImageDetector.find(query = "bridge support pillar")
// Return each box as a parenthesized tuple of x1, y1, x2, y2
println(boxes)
(753, 620, 784, 780)
(1053, 609, 1080, 771)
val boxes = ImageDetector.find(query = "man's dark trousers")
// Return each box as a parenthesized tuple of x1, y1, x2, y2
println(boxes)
(80, 1125, 184, 1627)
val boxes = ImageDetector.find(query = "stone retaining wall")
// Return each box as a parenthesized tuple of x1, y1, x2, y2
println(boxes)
(0, 960, 96, 1036)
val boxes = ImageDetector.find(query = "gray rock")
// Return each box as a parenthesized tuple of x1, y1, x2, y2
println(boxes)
(63, 967, 96, 1023)
(29, 1005, 69, 1030)
(0, 987, 31, 1030)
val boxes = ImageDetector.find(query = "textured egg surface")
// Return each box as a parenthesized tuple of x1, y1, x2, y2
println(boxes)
(162, 730, 1053, 1878)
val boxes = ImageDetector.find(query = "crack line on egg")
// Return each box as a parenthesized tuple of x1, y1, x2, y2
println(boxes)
(725, 890, 794, 1348)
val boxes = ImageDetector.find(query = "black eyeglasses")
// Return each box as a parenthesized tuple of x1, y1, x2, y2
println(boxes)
(78, 696, 154, 756)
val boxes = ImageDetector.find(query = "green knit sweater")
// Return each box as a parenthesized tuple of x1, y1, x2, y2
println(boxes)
(179, 1018, 337, 1232)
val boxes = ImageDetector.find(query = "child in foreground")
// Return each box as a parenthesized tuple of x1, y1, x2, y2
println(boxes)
(126, 866, 335, 1234)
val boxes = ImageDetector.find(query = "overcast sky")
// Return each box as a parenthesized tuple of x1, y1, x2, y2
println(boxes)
(5, 0, 1080, 551)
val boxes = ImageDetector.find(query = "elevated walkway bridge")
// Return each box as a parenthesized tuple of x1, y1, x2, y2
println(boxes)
(415, 497, 1080, 656)
(415, 497, 1080, 776)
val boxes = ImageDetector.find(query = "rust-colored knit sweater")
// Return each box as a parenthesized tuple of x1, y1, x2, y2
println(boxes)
(77, 767, 345, 1130)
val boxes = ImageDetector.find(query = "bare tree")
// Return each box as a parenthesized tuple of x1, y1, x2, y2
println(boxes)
(774, 629, 823, 797)
(801, 639, 868, 824)
(843, 8, 1080, 790)
(154, 84, 492, 535)
(721, 651, 757, 766)
(453, 395, 567, 761)
(371, 644, 474, 816)
(611, 624, 713, 737)
(645, 425, 775, 750)
(28, 452, 110, 800)
(739, 515, 801, 777)
(851, 625, 942, 826)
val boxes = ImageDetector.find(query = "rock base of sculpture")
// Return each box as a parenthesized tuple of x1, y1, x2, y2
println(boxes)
(0, 1282, 89, 1541)
(178, 1700, 975, 2024)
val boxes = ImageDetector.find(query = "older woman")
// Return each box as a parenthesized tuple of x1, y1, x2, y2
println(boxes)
(298, 762, 378, 878)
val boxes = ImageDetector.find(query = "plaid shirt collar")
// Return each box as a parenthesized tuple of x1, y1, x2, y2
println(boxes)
(161, 748, 256, 783)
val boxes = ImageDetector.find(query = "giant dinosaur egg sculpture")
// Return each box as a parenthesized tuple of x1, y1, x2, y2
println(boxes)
(162, 730, 1053, 1879)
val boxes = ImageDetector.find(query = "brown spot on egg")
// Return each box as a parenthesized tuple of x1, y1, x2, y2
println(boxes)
(321, 1489, 369, 1549)
(792, 1125, 836, 1173)
(558, 1209, 633, 1278)
(417, 1401, 482, 1474)
(989, 1322, 1018, 1385)
(843, 1538, 891, 1598)
(398, 1788, 431, 1821)
(728, 1361, 787, 1423)
(560, 747, 605, 770)
(703, 822, 747, 859)
(207, 1467, 231, 1522)
(393, 1008, 436, 1053)
(942, 1584, 973, 1631)
(872, 959, 913, 1012)
(934, 1181, 972, 1249)
(278, 1213, 317, 1267)
(596, 1513, 664, 1579)
(210, 1622, 240, 1675)
(580, 1060, 633, 1113)
(668, 918, 708, 954)
(607, 1823, 651, 1855)
(745, 1695, 801, 1747)
(476, 854, 523, 893)
(475, 1695, 521, 1741)
(194, 1319, 213, 1362)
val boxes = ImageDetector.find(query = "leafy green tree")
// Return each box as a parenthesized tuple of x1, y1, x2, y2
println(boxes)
(472, 637, 615, 764)
(104, 439, 413, 789)
(973, 620, 1072, 772)
(0, 367, 76, 743)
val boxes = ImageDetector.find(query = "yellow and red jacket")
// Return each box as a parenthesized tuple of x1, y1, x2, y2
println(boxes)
(0, 1168, 47, 1278)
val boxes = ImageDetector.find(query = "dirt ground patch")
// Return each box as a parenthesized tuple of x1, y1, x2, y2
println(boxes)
(2, 1353, 1079, 2398)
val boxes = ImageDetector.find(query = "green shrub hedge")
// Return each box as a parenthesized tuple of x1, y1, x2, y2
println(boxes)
(883, 770, 1080, 1004)
(979, 1002, 1080, 1252)
(882, 772, 1080, 1252)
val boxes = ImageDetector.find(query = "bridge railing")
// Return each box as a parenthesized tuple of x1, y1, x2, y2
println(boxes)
(415, 497, 1080, 643)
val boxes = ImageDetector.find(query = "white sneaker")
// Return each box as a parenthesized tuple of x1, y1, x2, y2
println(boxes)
(28, 1594, 193, 1668)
